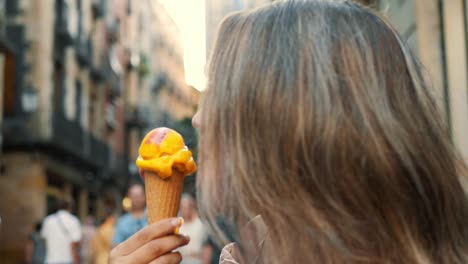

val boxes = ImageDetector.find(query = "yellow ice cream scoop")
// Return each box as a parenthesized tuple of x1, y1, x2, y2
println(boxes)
(136, 127, 197, 178)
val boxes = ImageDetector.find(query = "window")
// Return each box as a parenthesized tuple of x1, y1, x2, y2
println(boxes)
(75, 80, 82, 123)
(53, 62, 65, 114)
(2, 52, 16, 117)
(89, 87, 97, 135)
(55, 0, 69, 30)
(77, 0, 83, 41)
(0, 0, 5, 34)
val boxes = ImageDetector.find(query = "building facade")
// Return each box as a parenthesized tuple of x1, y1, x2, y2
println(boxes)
(0, 0, 195, 263)
(124, 0, 199, 184)
(205, 0, 273, 60)
(370, 0, 468, 164)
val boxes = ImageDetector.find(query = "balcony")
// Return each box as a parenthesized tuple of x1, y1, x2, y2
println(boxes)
(106, 18, 120, 44)
(55, 25, 74, 50)
(0, 34, 14, 53)
(51, 113, 110, 170)
(152, 72, 168, 94)
(54, 0, 74, 51)
(103, 48, 123, 96)
(90, 134, 108, 169)
(92, 0, 104, 20)
(5, 0, 21, 16)
(3, 112, 114, 175)
(75, 38, 92, 67)
(90, 66, 106, 83)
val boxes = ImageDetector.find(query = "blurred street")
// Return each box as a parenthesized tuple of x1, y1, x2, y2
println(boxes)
(1, 0, 468, 263)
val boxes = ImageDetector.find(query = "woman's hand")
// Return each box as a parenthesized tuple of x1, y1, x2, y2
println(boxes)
(109, 218, 190, 264)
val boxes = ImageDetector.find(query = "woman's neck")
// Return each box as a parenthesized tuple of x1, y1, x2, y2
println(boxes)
(131, 209, 145, 218)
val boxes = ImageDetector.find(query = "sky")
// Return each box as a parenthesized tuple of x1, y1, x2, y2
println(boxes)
(158, 0, 207, 91)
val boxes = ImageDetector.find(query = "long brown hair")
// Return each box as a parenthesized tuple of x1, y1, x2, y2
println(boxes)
(197, 1, 468, 263)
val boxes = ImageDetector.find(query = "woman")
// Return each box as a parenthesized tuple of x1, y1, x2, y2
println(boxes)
(89, 213, 116, 264)
(110, 1, 468, 263)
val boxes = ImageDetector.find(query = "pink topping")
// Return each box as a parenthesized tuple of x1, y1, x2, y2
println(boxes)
(145, 127, 170, 145)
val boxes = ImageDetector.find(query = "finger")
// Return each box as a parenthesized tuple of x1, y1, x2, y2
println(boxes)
(130, 234, 189, 264)
(149, 252, 183, 264)
(114, 217, 183, 255)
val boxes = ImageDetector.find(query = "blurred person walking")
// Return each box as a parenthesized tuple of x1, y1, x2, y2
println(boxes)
(178, 193, 208, 264)
(41, 199, 82, 264)
(112, 183, 147, 246)
(90, 212, 116, 264)
(24, 221, 46, 264)
(80, 216, 96, 263)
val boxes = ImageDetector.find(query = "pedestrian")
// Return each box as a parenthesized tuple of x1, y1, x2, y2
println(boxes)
(112, 183, 147, 246)
(41, 198, 82, 264)
(90, 211, 116, 264)
(80, 216, 96, 263)
(24, 221, 46, 264)
(109, 1, 468, 263)
(178, 193, 208, 264)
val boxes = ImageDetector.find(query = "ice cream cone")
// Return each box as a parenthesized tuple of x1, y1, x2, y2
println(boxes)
(136, 127, 196, 224)
(144, 170, 185, 223)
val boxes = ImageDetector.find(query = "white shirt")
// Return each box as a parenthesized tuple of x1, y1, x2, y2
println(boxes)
(179, 217, 208, 264)
(41, 210, 82, 264)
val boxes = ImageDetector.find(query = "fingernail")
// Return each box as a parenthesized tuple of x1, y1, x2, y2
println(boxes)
(181, 233, 190, 241)
(172, 217, 184, 234)
(171, 217, 183, 227)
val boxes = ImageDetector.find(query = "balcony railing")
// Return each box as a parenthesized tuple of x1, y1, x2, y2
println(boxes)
(90, 134, 108, 168)
(54, 0, 74, 49)
(92, 0, 104, 20)
(75, 37, 92, 67)
(5, 0, 21, 16)
(51, 113, 110, 170)
(2, 112, 121, 177)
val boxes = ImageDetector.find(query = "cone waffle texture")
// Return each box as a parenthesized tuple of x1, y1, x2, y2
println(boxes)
(145, 171, 184, 224)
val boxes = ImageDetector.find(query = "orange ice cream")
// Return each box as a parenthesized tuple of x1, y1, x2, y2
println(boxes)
(136, 127, 196, 223)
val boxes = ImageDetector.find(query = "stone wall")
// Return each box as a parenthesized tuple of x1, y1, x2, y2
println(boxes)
(0, 152, 47, 263)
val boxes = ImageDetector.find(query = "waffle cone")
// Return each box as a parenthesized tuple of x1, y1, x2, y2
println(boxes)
(144, 171, 184, 224)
